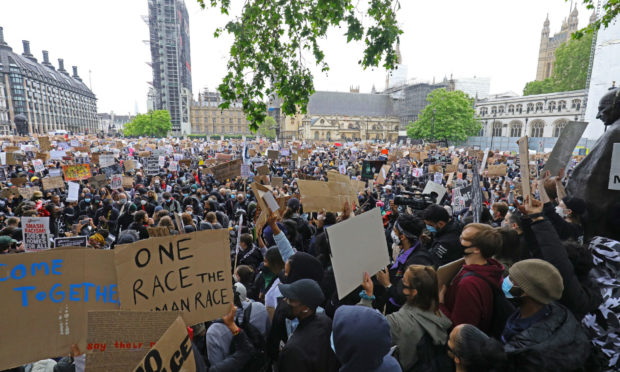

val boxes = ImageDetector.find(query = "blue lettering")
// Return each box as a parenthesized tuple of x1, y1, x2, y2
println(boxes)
(0, 263, 7, 282)
(13, 286, 35, 306)
(96, 285, 107, 303)
(50, 284, 65, 303)
(82, 282, 95, 302)
(11, 264, 26, 280)
(108, 284, 119, 304)
(51, 259, 63, 275)
(31, 262, 50, 276)
(69, 284, 81, 301)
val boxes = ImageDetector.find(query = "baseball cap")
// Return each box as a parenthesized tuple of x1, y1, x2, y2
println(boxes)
(0, 236, 17, 249)
(278, 278, 325, 309)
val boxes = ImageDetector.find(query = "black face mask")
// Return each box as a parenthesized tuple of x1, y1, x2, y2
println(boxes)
(280, 301, 296, 320)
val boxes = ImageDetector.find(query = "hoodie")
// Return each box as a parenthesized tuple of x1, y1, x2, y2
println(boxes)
(333, 306, 401, 372)
(439, 258, 504, 335)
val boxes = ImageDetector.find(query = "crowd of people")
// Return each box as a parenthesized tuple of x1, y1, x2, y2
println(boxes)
(0, 129, 618, 372)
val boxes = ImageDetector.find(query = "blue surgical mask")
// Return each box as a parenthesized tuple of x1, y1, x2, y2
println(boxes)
(502, 277, 514, 298)
(85, 198, 91, 203)
(426, 224, 437, 233)
(7, 183, 12, 187)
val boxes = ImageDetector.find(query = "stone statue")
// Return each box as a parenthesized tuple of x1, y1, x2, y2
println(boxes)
(567, 88, 620, 240)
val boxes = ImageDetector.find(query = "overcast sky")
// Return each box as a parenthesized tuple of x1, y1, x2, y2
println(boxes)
(0, 0, 593, 115)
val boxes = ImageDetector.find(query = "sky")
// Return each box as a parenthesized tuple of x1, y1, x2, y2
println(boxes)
(0, 0, 593, 115)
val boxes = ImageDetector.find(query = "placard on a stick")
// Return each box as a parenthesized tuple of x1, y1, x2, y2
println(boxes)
(517, 136, 532, 207)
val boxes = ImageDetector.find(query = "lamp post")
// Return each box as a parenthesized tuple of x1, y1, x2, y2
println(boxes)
(524, 117, 529, 138)
(431, 108, 436, 142)
(490, 112, 497, 151)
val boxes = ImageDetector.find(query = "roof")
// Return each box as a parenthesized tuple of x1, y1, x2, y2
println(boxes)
(0, 45, 95, 99)
(307, 91, 394, 117)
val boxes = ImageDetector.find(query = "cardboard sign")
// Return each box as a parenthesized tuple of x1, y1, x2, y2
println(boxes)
(121, 176, 134, 189)
(517, 137, 531, 206)
(23, 216, 51, 251)
(63, 164, 92, 181)
(110, 174, 122, 190)
(55, 236, 88, 248)
(428, 164, 443, 173)
(124, 159, 137, 172)
(422, 181, 447, 204)
(0, 249, 119, 370)
(437, 258, 465, 289)
(326, 208, 389, 299)
(609, 143, 620, 190)
(41, 176, 65, 191)
(100, 154, 115, 168)
(49, 168, 62, 178)
(0, 188, 20, 198)
(11, 177, 27, 187)
(147, 227, 171, 237)
(18, 186, 39, 200)
(86, 311, 179, 372)
(267, 149, 280, 160)
(6, 152, 26, 165)
(88, 174, 108, 189)
(271, 176, 284, 188)
(297, 179, 358, 212)
(38, 136, 51, 151)
(33, 159, 45, 173)
(542, 121, 588, 178)
(67, 182, 80, 202)
(256, 164, 269, 176)
(375, 164, 391, 185)
(114, 229, 232, 326)
(209, 159, 242, 182)
(132, 316, 196, 372)
(487, 164, 507, 177)
(445, 164, 457, 173)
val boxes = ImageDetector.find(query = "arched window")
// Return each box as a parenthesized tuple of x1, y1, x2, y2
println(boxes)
(492, 121, 502, 137)
(548, 101, 556, 112)
(558, 101, 567, 111)
(530, 120, 545, 137)
(326, 131, 331, 140)
(491, 106, 497, 114)
(498, 106, 505, 114)
(314, 131, 319, 140)
(508, 105, 515, 114)
(535, 102, 544, 112)
(572, 99, 581, 110)
(553, 119, 568, 137)
(479, 127, 485, 136)
(516, 104, 523, 114)
(510, 121, 523, 137)
(526, 103, 534, 113)
(480, 107, 488, 116)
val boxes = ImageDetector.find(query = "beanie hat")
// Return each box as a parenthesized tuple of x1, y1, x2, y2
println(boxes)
(509, 259, 563, 304)
(562, 196, 586, 216)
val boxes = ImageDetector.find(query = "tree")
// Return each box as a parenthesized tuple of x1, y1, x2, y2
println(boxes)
(523, 31, 593, 96)
(197, 0, 402, 131)
(406, 89, 481, 142)
(571, 0, 619, 39)
(123, 110, 172, 137)
(258, 116, 277, 140)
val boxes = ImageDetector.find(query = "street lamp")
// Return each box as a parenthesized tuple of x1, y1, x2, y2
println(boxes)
(431, 108, 436, 141)
(490, 112, 497, 151)
(524, 117, 529, 137)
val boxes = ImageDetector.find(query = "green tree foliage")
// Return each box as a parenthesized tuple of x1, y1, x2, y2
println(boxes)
(523, 31, 593, 96)
(258, 116, 277, 140)
(571, 0, 619, 39)
(406, 89, 481, 142)
(123, 110, 172, 137)
(197, 0, 403, 131)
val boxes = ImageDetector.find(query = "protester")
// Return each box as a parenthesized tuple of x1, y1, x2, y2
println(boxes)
(422, 204, 463, 266)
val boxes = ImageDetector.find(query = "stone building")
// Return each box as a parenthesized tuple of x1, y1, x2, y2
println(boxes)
(474, 89, 586, 139)
(0, 27, 98, 135)
(189, 89, 251, 136)
(280, 90, 400, 142)
(536, 7, 596, 81)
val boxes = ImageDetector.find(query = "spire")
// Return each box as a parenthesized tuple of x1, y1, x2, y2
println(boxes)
(589, 11, 597, 25)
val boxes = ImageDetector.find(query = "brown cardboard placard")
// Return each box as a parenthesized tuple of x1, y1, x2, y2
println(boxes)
(38, 137, 52, 151)
(208, 159, 241, 182)
(122, 176, 134, 189)
(114, 230, 232, 326)
(124, 159, 136, 172)
(445, 164, 457, 173)
(85, 311, 179, 372)
(297, 179, 358, 212)
(517, 136, 531, 207)
(0, 249, 119, 370)
(375, 164, 391, 185)
(35, 152, 50, 162)
(267, 150, 280, 160)
(88, 174, 108, 189)
(18, 186, 40, 200)
(147, 227, 170, 238)
(10, 177, 28, 187)
(0, 188, 20, 198)
(437, 258, 465, 289)
(256, 164, 269, 176)
(428, 164, 443, 173)
(487, 164, 507, 177)
(271, 176, 284, 188)
(131, 316, 196, 372)
(42, 176, 65, 190)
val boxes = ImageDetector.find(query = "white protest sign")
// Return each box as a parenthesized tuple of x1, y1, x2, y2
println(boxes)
(32, 159, 45, 173)
(100, 154, 115, 168)
(110, 174, 122, 190)
(240, 164, 251, 178)
(434, 172, 443, 184)
(67, 182, 80, 202)
(50, 150, 66, 160)
(262, 191, 280, 212)
(479, 148, 489, 173)
(23, 217, 51, 251)
(411, 168, 423, 177)
(339, 163, 347, 175)
(158, 156, 166, 167)
(326, 208, 389, 300)
(49, 168, 62, 178)
(423, 181, 447, 204)
(609, 143, 620, 190)
(0, 152, 5, 165)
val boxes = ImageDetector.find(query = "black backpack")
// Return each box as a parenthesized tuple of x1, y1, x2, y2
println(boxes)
(407, 331, 454, 372)
(462, 271, 515, 339)
(235, 304, 269, 372)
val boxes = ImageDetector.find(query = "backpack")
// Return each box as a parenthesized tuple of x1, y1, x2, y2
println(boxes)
(235, 303, 269, 372)
(407, 331, 454, 372)
(462, 271, 515, 339)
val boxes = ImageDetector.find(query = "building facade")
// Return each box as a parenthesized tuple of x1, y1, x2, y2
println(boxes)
(97, 112, 134, 134)
(280, 90, 400, 142)
(536, 8, 596, 81)
(383, 80, 451, 131)
(147, 0, 192, 136)
(0, 27, 97, 135)
(474, 89, 586, 139)
(189, 89, 252, 136)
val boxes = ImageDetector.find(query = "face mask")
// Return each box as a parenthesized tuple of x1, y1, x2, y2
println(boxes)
(390, 230, 401, 246)
(85, 198, 91, 203)
(119, 199, 127, 204)
(502, 277, 515, 299)
(183, 194, 189, 198)
(555, 206, 566, 218)
(280, 301, 296, 320)
(426, 224, 437, 233)
(141, 200, 147, 206)
(7, 183, 12, 187)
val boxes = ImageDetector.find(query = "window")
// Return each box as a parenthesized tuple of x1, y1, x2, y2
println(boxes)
(548, 101, 556, 112)
(535, 102, 543, 112)
(314, 131, 319, 140)
(530, 120, 545, 137)
(478, 127, 485, 136)
(510, 122, 522, 137)
(491, 106, 497, 114)
(553, 120, 567, 137)
(508, 105, 514, 114)
(516, 104, 523, 114)
(526, 103, 534, 113)
(480, 107, 488, 116)
(572, 99, 581, 110)
(558, 101, 566, 111)
(498, 106, 505, 114)
(492, 122, 502, 137)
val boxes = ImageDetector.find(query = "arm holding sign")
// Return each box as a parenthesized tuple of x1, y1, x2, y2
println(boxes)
(268, 210, 294, 262)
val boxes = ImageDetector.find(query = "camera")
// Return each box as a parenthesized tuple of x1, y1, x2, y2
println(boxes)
(393, 193, 436, 210)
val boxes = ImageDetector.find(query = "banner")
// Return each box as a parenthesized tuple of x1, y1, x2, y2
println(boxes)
(0, 249, 119, 370)
(132, 316, 196, 372)
(23, 216, 51, 251)
(114, 230, 232, 326)
(54, 236, 88, 248)
(62, 164, 92, 181)
(209, 159, 242, 182)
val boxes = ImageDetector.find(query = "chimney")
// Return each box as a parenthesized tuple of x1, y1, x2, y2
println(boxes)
(42, 50, 54, 69)
(58, 58, 68, 74)
(72, 66, 82, 81)
(0, 26, 10, 49)
(22, 40, 36, 62)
